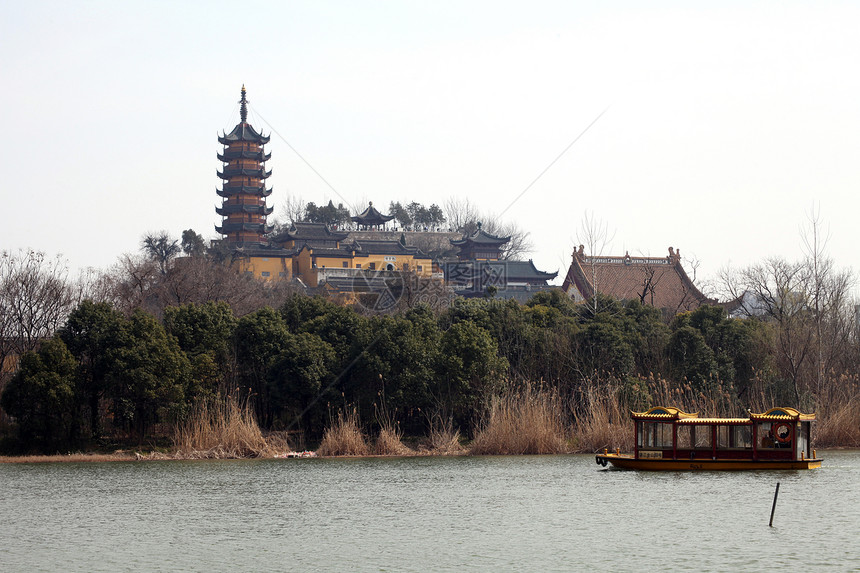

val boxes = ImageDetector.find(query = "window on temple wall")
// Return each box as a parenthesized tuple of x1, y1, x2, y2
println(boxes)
(356, 264, 362, 269)
(417, 265, 423, 272)
(369, 263, 376, 270)
(343, 261, 348, 268)
(261, 271, 270, 277)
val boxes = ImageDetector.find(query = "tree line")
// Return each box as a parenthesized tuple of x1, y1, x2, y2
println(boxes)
(2, 219, 858, 452)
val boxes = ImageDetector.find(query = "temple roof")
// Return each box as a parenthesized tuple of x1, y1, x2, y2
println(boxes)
(450, 223, 511, 247)
(352, 239, 428, 257)
(271, 222, 349, 245)
(561, 246, 713, 313)
(444, 259, 557, 284)
(218, 123, 270, 145)
(351, 202, 394, 227)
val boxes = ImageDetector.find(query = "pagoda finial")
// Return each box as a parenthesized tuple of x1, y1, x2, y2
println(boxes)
(239, 85, 248, 123)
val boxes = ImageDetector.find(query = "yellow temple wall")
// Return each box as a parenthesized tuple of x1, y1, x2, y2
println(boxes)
(236, 255, 292, 280)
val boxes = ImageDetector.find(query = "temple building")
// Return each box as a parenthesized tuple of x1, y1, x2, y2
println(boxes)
(444, 223, 558, 301)
(267, 222, 435, 287)
(561, 246, 714, 315)
(351, 202, 394, 230)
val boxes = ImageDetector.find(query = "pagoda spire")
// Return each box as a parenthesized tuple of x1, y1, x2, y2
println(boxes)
(239, 84, 248, 123)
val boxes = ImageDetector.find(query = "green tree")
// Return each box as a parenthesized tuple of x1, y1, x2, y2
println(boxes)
(163, 301, 238, 398)
(234, 307, 293, 425)
(389, 201, 412, 229)
(110, 310, 192, 440)
(1, 338, 78, 450)
(59, 300, 127, 440)
(436, 321, 508, 432)
(181, 229, 206, 257)
(267, 332, 336, 431)
(141, 231, 180, 275)
(666, 325, 718, 393)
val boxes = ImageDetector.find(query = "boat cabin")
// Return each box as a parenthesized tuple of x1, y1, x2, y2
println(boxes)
(596, 406, 820, 470)
(634, 406, 814, 462)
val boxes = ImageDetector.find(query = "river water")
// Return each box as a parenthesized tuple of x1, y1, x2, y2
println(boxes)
(2, 451, 859, 572)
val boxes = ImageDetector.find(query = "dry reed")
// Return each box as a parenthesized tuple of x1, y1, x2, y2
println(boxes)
(571, 382, 633, 453)
(317, 409, 370, 456)
(470, 384, 569, 455)
(422, 413, 465, 455)
(374, 425, 413, 456)
(173, 396, 281, 459)
(815, 396, 860, 448)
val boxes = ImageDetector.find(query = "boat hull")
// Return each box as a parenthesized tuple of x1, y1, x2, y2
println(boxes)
(595, 454, 822, 471)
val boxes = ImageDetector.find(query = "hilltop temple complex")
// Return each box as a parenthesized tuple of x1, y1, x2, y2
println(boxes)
(214, 87, 708, 313)
(215, 88, 435, 289)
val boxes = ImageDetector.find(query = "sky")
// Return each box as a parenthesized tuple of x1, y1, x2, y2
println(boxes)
(2, 1, 859, 298)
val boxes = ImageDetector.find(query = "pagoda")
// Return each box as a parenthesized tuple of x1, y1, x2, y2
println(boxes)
(215, 85, 274, 245)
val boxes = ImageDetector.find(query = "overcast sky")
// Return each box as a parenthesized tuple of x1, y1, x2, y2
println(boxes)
(2, 1, 858, 297)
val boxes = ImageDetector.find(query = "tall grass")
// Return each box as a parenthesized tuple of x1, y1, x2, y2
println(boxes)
(571, 381, 631, 453)
(815, 374, 860, 448)
(372, 402, 413, 456)
(470, 384, 569, 455)
(317, 408, 370, 456)
(423, 412, 464, 455)
(173, 396, 283, 459)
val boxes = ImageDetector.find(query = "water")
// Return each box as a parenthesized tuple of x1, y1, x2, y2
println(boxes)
(2, 451, 859, 572)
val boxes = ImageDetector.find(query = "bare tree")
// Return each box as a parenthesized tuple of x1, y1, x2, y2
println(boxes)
(444, 197, 481, 233)
(575, 212, 615, 316)
(280, 193, 307, 227)
(0, 250, 75, 383)
(479, 218, 533, 261)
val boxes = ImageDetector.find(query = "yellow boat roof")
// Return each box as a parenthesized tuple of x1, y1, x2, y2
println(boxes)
(749, 407, 816, 421)
(632, 406, 815, 422)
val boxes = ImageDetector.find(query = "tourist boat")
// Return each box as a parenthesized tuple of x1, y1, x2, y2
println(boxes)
(595, 406, 822, 470)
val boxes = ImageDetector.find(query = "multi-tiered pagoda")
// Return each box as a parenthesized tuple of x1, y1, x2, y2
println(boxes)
(216, 86, 273, 245)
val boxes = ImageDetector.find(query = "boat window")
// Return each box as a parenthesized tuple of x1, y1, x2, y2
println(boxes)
(638, 422, 673, 448)
(676, 425, 692, 448)
(795, 422, 808, 458)
(717, 426, 730, 448)
(758, 422, 779, 449)
(732, 425, 752, 449)
(694, 425, 711, 448)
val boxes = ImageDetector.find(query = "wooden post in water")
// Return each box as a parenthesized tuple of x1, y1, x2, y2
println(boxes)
(769, 482, 780, 527)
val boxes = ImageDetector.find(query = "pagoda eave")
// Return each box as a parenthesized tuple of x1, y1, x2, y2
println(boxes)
(216, 168, 272, 180)
(217, 186, 273, 198)
(217, 150, 271, 162)
(216, 204, 274, 216)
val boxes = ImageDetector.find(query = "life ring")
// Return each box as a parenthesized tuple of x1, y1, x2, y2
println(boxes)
(772, 422, 793, 443)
